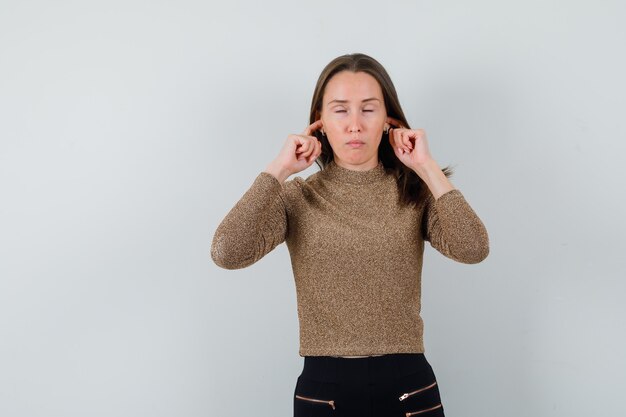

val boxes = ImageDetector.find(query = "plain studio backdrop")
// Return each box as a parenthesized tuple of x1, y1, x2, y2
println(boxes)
(1, 0, 625, 416)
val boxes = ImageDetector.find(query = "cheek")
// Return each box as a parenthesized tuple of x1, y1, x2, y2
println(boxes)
(323, 124, 344, 141)
(323, 118, 342, 130)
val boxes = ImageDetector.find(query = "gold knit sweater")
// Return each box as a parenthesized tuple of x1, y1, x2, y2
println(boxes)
(211, 160, 489, 356)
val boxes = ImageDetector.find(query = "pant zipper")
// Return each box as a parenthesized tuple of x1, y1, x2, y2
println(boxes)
(405, 403, 443, 416)
(295, 394, 336, 410)
(398, 381, 438, 401)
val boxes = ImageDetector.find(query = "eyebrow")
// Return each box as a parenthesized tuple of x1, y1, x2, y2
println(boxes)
(327, 97, 381, 105)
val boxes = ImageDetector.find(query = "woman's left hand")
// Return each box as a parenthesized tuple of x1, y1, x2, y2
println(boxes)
(387, 116, 433, 170)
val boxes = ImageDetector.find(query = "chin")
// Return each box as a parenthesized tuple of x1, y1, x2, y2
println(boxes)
(344, 153, 373, 163)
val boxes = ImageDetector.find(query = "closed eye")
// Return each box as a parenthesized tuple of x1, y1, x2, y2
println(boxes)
(335, 110, 374, 113)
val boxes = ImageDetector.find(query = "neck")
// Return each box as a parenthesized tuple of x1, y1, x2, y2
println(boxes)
(321, 158, 387, 185)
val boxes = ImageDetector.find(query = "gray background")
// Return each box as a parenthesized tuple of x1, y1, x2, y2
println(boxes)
(1, 0, 625, 416)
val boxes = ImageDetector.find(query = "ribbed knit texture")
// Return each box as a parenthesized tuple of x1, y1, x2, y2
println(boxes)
(211, 160, 489, 356)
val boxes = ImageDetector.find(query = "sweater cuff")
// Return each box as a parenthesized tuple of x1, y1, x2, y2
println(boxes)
(434, 188, 462, 202)
(257, 171, 284, 192)
(434, 189, 466, 212)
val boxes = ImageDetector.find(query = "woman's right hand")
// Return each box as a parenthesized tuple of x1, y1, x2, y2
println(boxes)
(264, 120, 324, 182)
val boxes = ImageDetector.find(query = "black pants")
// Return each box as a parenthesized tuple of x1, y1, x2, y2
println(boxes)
(293, 353, 445, 417)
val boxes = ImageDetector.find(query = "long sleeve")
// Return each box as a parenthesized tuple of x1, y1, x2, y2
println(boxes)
(210, 171, 289, 270)
(421, 188, 489, 264)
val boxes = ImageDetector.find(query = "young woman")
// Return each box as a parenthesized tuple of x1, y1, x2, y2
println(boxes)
(211, 53, 489, 417)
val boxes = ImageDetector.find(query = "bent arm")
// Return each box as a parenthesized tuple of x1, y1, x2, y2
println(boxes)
(210, 172, 288, 270)
(421, 188, 490, 264)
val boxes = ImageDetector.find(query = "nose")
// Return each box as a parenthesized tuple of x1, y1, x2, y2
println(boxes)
(348, 114, 362, 133)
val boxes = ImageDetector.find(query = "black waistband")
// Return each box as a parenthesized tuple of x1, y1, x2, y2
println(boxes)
(300, 353, 431, 383)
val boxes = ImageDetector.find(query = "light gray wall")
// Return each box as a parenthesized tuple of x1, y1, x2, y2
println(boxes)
(1, 1, 624, 416)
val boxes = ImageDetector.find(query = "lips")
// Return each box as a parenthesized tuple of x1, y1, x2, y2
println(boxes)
(347, 140, 365, 148)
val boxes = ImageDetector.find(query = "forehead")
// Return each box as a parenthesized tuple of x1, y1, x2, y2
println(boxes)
(323, 71, 383, 104)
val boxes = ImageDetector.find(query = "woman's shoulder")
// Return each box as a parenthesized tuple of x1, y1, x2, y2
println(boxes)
(280, 169, 326, 202)
(283, 169, 321, 191)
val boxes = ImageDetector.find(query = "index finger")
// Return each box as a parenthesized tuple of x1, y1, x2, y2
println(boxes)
(386, 116, 406, 128)
(303, 119, 324, 136)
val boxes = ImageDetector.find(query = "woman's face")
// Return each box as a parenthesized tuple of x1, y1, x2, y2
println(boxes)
(319, 70, 388, 169)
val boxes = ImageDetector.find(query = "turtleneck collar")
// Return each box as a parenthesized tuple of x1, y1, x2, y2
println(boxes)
(320, 159, 388, 185)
